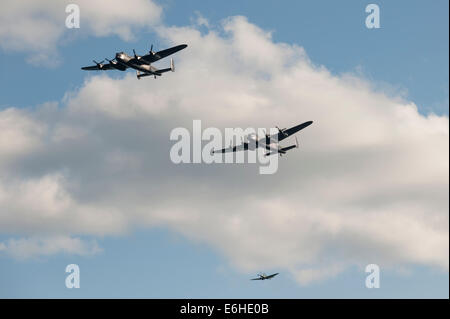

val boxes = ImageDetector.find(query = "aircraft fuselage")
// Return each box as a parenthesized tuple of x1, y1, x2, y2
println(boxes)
(115, 52, 157, 73)
(247, 134, 278, 150)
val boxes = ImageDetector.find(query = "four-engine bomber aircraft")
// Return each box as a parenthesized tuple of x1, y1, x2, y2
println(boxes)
(81, 44, 188, 79)
(212, 121, 313, 157)
(251, 273, 279, 281)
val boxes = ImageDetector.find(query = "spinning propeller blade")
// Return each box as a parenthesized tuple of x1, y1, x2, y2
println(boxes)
(133, 49, 141, 60)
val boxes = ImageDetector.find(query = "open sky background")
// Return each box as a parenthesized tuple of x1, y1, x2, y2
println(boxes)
(0, 0, 448, 298)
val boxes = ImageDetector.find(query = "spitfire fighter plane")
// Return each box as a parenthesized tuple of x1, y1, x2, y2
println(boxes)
(250, 273, 279, 281)
(212, 121, 313, 157)
(81, 44, 187, 79)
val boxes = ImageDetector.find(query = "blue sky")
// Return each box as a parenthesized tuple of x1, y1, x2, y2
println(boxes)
(0, 0, 448, 298)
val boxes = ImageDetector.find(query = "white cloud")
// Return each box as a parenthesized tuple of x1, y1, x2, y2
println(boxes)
(192, 11, 210, 28)
(0, 0, 162, 65)
(0, 16, 448, 283)
(0, 108, 45, 160)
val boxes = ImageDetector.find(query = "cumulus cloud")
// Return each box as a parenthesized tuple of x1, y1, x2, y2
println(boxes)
(0, 16, 448, 283)
(0, 0, 162, 65)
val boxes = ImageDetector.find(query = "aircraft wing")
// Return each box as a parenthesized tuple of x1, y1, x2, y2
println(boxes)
(212, 143, 249, 154)
(81, 63, 116, 71)
(265, 273, 279, 279)
(250, 277, 263, 280)
(142, 44, 188, 63)
(268, 121, 313, 142)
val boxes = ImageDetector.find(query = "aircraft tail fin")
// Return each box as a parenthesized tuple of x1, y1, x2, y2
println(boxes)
(154, 59, 174, 74)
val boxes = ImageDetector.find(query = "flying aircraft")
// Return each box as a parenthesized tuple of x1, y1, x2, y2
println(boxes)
(81, 44, 188, 79)
(250, 273, 279, 280)
(212, 121, 313, 157)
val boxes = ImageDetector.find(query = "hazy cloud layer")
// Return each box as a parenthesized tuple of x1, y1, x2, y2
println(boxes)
(0, 16, 448, 284)
(0, 236, 101, 260)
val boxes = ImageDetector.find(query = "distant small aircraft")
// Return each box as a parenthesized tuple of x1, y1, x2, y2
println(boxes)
(212, 121, 313, 157)
(250, 273, 279, 280)
(81, 43, 187, 79)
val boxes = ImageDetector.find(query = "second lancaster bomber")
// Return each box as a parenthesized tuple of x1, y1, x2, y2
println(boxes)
(82, 43, 187, 79)
(212, 121, 313, 157)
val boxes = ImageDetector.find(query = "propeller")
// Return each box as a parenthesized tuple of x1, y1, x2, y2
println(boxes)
(133, 49, 141, 60)
(263, 129, 271, 143)
(93, 60, 104, 68)
(149, 44, 155, 55)
(105, 58, 117, 64)
(276, 126, 288, 137)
